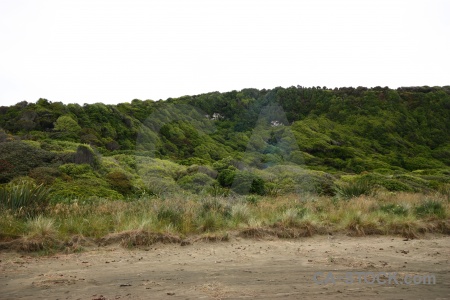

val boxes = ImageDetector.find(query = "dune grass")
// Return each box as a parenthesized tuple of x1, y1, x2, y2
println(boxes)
(0, 191, 449, 253)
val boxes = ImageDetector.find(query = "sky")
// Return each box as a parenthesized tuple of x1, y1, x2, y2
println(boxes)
(0, 0, 449, 106)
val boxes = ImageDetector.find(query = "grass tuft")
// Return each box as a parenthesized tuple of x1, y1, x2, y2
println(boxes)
(414, 199, 446, 219)
(335, 179, 374, 200)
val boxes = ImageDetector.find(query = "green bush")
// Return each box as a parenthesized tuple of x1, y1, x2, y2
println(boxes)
(0, 141, 56, 183)
(50, 178, 123, 201)
(106, 171, 133, 195)
(29, 167, 61, 185)
(73, 144, 99, 168)
(217, 169, 236, 187)
(58, 163, 93, 177)
(357, 173, 414, 192)
(231, 171, 266, 195)
(177, 173, 215, 194)
(0, 180, 51, 218)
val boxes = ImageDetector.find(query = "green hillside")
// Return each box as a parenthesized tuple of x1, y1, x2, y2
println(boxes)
(1, 85, 450, 202)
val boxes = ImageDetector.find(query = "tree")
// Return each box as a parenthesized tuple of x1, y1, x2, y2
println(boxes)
(54, 115, 81, 134)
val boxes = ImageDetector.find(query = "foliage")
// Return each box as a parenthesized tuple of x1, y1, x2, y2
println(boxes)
(54, 115, 81, 134)
(0, 86, 449, 200)
(231, 171, 266, 195)
(106, 171, 133, 195)
(0, 180, 51, 218)
(1, 192, 449, 251)
(335, 179, 374, 200)
(29, 167, 62, 185)
(414, 200, 446, 219)
(0, 140, 56, 183)
(177, 173, 215, 194)
(73, 144, 99, 168)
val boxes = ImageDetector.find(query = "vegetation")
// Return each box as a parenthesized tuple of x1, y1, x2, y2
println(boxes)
(0, 192, 448, 252)
(0, 85, 449, 252)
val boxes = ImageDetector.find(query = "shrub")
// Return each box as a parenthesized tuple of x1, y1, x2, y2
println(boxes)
(186, 165, 218, 179)
(106, 171, 133, 195)
(50, 178, 123, 201)
(58, 163, 93, 177)
(0, 140, 56, 183)
(73, 144, 99, 168)
(0, 180, 51, 218)
(144, 176, 180, 196)
(231, 171, 266, 195)
(264, 182, 281, 196)
(206, 182, 229, 197)
(29, 167, 61, 185)
(217, 169, 236, 187)
(177, 173, 215, 193)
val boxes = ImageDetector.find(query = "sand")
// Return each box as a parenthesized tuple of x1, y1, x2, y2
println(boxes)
(1, 234, 449, 299)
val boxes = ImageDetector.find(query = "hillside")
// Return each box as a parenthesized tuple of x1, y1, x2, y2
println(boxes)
(1, 85, 450, 201)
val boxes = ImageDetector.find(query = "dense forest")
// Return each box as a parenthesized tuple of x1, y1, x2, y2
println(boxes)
(1, 85, 450, 202)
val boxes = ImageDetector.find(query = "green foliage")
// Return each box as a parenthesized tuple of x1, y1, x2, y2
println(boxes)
(217, 169, 236, 187)
(0, 180, 51, 218)
(0, 86, 449, 199)
(106, 171, 133, 195)
(335, 179, 374, 199)
(50, 178, 123, 201)
(232, 171, 266, 195)
(54, 115, 81, 134)
(0, 140, 56, 183)
(177, 173, 215, 194)
(73, 144, 99, 168)
(58, 163, 93, 177)
(29, 167, 61, 185)
(414, 200, 446, 219)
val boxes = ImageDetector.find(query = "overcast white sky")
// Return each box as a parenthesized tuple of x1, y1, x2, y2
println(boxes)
(0, 0, 449, 106)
